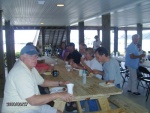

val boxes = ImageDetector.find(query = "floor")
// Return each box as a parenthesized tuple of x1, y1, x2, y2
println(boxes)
(0, 68, 150, 113)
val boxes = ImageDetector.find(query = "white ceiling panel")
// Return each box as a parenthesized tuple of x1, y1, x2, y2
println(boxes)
(0, 0, 150, 27)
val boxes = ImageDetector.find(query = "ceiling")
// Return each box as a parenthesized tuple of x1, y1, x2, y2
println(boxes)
(0, 0, 150, 27)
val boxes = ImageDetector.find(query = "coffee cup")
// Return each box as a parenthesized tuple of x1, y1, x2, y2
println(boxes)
(66, 83, 74, 94)
(52, 70, 59, 77)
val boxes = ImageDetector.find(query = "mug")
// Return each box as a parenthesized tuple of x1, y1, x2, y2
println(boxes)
(52, 70, 59, 77)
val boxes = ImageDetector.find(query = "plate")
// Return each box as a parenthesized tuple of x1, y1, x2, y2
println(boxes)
(49, 87, 67, 94)
(43, 71, 51, 75)
(99, 82, 115, 87)
(73, 68, 80, 71)
(86, 73, 94, 77)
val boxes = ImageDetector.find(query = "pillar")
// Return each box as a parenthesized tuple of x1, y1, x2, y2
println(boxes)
(102, 13, 111, 54)
(114, 27, 118, 55)
(78, 21, 84, 44)
(5, 20, 15, 72)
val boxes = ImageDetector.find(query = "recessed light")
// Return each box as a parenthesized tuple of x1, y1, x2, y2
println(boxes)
(57, 4, 64, 7)
(37, 0, 45, 5)
(40, 23, 44, 25)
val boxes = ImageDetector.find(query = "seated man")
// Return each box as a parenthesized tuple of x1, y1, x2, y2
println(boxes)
(2, 44, 73, 113)
(95, 47, 122, 88)
(79, 43, 87, 57)
(72, 48, 103, 79)
(67, 42, 82, 64)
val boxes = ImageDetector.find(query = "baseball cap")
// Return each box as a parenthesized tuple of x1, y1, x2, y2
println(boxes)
(68, 43, 75, 47)
(20, 45, 39, 55)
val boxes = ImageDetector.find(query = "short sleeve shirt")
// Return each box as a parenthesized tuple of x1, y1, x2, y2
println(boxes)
(125, 42, 139, 69)
(2, 60, 44, 113)
(67, 50, 82, 64)
(103, 58, 122, 85)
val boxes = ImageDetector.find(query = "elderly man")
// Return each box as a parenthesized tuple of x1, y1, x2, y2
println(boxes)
(2, 44, 73, 113)
(125, 34, 145, 95)
(95, 47, 122, 88)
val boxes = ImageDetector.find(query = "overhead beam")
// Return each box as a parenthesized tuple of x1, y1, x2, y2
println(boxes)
(48, 30, 51, 44)
(60, 30, 66, 45)
(55, 30, 60, 46)
(51, 30, 56, 47)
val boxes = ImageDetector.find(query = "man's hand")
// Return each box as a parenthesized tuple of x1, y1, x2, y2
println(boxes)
(56, 92, 74, 102)
(140, 54, 145, 58)
(61, 81, 70, 86)
(92, 69, 104, 75)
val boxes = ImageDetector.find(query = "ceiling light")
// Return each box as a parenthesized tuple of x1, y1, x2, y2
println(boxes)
(57, 4, 64, 7)
(40, 23, 44, 25)
(37, 0, 45, 5)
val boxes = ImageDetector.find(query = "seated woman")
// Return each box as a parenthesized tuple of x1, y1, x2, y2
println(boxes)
(72, 48, 103, 79)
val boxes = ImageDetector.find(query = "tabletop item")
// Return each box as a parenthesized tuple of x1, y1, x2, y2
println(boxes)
(82, 70, 86, 84)
(51, 63, 54, 70)
(43, 71, 51, 75)
(49, 87, 67, 94)
(99, 82, 115, 87)
(65, 61, 68, 65)
(52, 70, 59, 77)
(66, 83, 74, 94)
(79, 69, 83, 76)
(55, 59, 58, 64)
(66, 65, 71, 72)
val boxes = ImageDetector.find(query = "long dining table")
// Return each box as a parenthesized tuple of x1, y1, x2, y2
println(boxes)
(43, 58, 123, 113)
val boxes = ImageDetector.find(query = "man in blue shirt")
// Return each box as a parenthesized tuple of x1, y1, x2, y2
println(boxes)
(125, 34, 145, 95)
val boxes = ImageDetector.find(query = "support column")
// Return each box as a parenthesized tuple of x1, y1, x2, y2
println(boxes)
(0, 10, 5, 97)
(137, 23, 142, 46)
(5, 20, 15, 72)
(114, 27, 118, 55)
(66, 26, 70, 45)
(78, 21, 84, 44)
(102, 13, 110, 54)
(41, 28, 45, 55)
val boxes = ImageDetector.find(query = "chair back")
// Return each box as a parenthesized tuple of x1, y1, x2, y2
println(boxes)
(138, 66, 150, 74)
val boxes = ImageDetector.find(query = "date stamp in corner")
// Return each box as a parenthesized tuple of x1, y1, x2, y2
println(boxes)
(6, 102, 28, 106)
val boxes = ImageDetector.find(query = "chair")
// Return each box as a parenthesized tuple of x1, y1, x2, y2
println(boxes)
(137, 66, 150, 101)
(119, 63, 130, 88)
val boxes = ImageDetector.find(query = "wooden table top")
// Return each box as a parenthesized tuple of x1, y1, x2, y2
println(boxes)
(44, 59, 122, 101)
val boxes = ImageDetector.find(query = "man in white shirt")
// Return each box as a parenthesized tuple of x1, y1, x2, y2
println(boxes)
(2, 44, 73, 113)
(93, 35, 102, 51)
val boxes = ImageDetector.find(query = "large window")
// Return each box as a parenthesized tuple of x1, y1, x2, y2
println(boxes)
(70, 30, 79, 50)
(84, 30, 97, 48)
(118, 30, 125, 55)
(127, 30, 137, 46)
(110, 30, 114, 54)
(3, 30, 38, 52)
(142, 30, 150, 54)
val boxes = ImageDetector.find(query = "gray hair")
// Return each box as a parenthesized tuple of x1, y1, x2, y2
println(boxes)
(132, 34, 139, 40)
